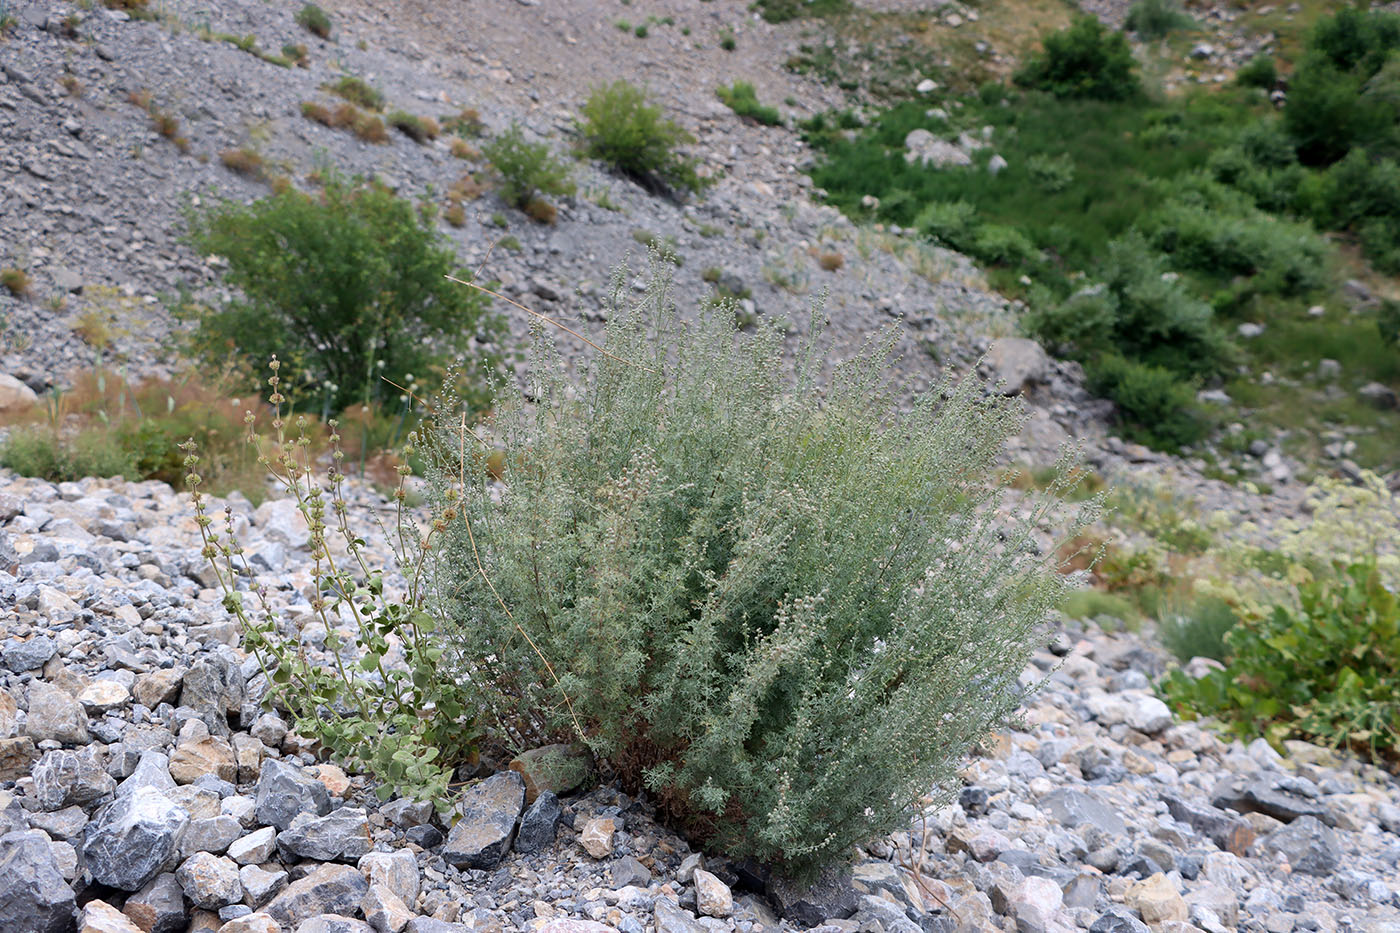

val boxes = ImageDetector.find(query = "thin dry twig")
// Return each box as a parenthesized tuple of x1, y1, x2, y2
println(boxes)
(444, 273, 655, 373)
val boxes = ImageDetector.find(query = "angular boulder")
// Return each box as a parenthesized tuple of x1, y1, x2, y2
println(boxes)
(441, 771, 525, 870)
(0, 829, 77, 933)
(82, 786, 190, 891)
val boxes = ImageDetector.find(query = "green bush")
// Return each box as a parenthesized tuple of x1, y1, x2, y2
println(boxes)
(0, 427, 134, 483)
(1027, 152, 1076, 193)
(1285, 9, 1400, 165)
(425, 260, 1092, 874)
(915, 200, 979, 250)
(1087, 353, 1209, 450)
(1162, 559, 1400, 760)
(186, 177, 505, 412)
(973, 224, 1038, 265)
(579, 81, 705, 195)
(1235, 54, 1277, 89)
(295, 2, 331, 38)
(752, 0, 851, 23)
(327, 75, 384, 111)
(1380, 298, 1400, 348)
(1124, 0, 1194, 40)
(481, 123, 576, 210)
(716, 81, 783, 126)
(1158, 596, 1237, 663)
(1014, 16, 1141, 102)
(1148, 198, 1328, 295)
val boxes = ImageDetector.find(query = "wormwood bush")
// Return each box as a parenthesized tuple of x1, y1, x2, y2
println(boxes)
(424, 258, 1096, 873)
(579, 81, 705, 195)
(1124, 0, 1194, 40)
(187, 177, 505, 413)
(716, 81, 783, 126)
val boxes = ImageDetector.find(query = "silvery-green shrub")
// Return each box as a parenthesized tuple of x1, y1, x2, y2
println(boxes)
(425, 258, 1097, 873)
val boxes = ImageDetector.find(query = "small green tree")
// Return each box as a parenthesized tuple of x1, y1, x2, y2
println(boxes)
(481, 122, 576, 210)
(579, 81, 705, 195)
(1014, 16, 1141, 101)
(187, 178, 505, 412)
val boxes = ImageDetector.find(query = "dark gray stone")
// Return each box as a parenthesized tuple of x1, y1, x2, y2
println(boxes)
(515, 790, 561, 854)
(0, 830, 77, 933)
(1089, 910, 1150, 933)
(180, 653, 246, 736)
(254, 758, 331, 831)
(405, 824, 443, 849)
(122, 872, 186, 933)
(82, 785, 190, 891)
(1163, 794, 1256, 855)
(1210, 774, 1331, 825)
(264, 864, 368, 929)
(442, 771, 525, 870)
(1262, 816, 1340, 877)
(1041, 789, 1126, 836)
(769, 865, 858, 926)
(613, 855, 652, 888)
(276, 808, 371, 863)
(26, 807, 88, 843)
(293, 916, 374, 933)
(3, 635, 56, 672)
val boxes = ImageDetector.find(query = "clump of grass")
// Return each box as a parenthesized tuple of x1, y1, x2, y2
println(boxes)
(282, 42, 309, 67)
(61, 74, 84, 97)
(579, 81, 705, 195)
(718, 28, 736, 52)
(152, 109, 179, 140)
(631, 229, 682, 265)
(481, 122, 575, 211)
(497, 234, 522, 252)
(818, 250, 844, 271)
(327, 75, 384, 111)
(1, 268, 31, 297)
(72, 310, 114, 349)
(444, 202, 466, 227)
(449, 173, 485, 202)
(388, 111, 439, 143)
(295, 2, 331, 38)
(450, 138, 479, 160)
(220, 147, 265, 179)
(524, 198, 557, 225)
(1124, 0, 1195, 40)
(716, 81, 783, 126)
(442, 108, 484, 138)
(1159, 596, 1236, 663)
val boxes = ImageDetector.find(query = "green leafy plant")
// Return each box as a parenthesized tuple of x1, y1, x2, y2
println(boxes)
(423, 257, 1095, 874)
(1087, 353, 1210, 451)
(1158, 596, 1237, 663)
(1236, 54, 1277, 89)
(295, 2, 331, 38)
(184, 364, 478, 808)
(327, 75, 385, 112)
(1285, 9, 1400, 166)
(387, 111, 439, 143)
(752, 0, 851, 23)
(186, 177, 505, 412)
(1124, 0, 1194, 41)
(579, 81, 705, 195)
(1014, 16, 1141, 102)
(716, 81, 783, 126)
(481, 123, 576, 212)
(1162, 559, 1400, 761)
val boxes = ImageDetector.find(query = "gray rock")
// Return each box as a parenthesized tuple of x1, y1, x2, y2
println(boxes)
(380, 798, 433, 828)
(276, 808, 371, 863)
(1262, 816, 1339, 877)
(176, 852, 243, 909)
(655, 898, 708, 933)
(442, 770, 525, 870)
(358, 849, 419, 905)
(1162, 795, 1255, 855)
(123, 872, 187, 933)
(228, 826, 277, 864)
(296, 916, 375, 933)
(1089, 909, 1150, 933)
(405, 920, 470, 933)
(27, 806, 88, 843)
(264, 864, 368, 928)
(3, 635, 56, 672)
(515, 789, 561, 854)
(82, 785, 190, 891)
(25, 680, 89, 745)
(240, 863, 288, 907)
(32, 747, 116, 810)
(117, 751, 178, 798)
(613, 854, 652, 889)
(0, 830, 77, 933)
(255, 758, 331, 831)
(1041, 789, 1127, 836)
(982, 338, 1049, 396)
(1359, 382, 1399, 410)
(179, 815, 244, 857)
(769, 865, 858, 926)
(1210, 774, 1330, 825)
(181, 654, 247, 736)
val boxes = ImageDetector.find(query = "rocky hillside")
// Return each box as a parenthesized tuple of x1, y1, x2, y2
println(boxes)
(2, 2, 1400, 933)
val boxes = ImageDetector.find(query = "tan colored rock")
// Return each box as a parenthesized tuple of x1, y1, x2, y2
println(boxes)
(231, 734, 263, 785)
(1127, 873, 1188, 925)
(216, 913, 281, 933)
(78, 680, 131, 713)
(133, 668, 185, 709)
(363, 883, 413, 933)
(0, 688, 17, 737)
(79, 900, 144, 933)
(579, 817, 617, 859)
(0, 736, 38, 781)
(508, 743, 590, 803)
(0, 373, 37, 414)
(169, 736, 237, 784)
(307, 763, 352, 797)
(693, 869, 733, 918)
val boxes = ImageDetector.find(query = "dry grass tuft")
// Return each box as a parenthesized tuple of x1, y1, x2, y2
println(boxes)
(61, 74, 84, 97)
(220, 147, 265, 179)
(444, 202, 467, 228)
(0, 268, 31, 297)
(449, 173, 485, 202)
(818, 250, 845, 272)
(524, 198, 558, 225)
(450, 138, 479, 160)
